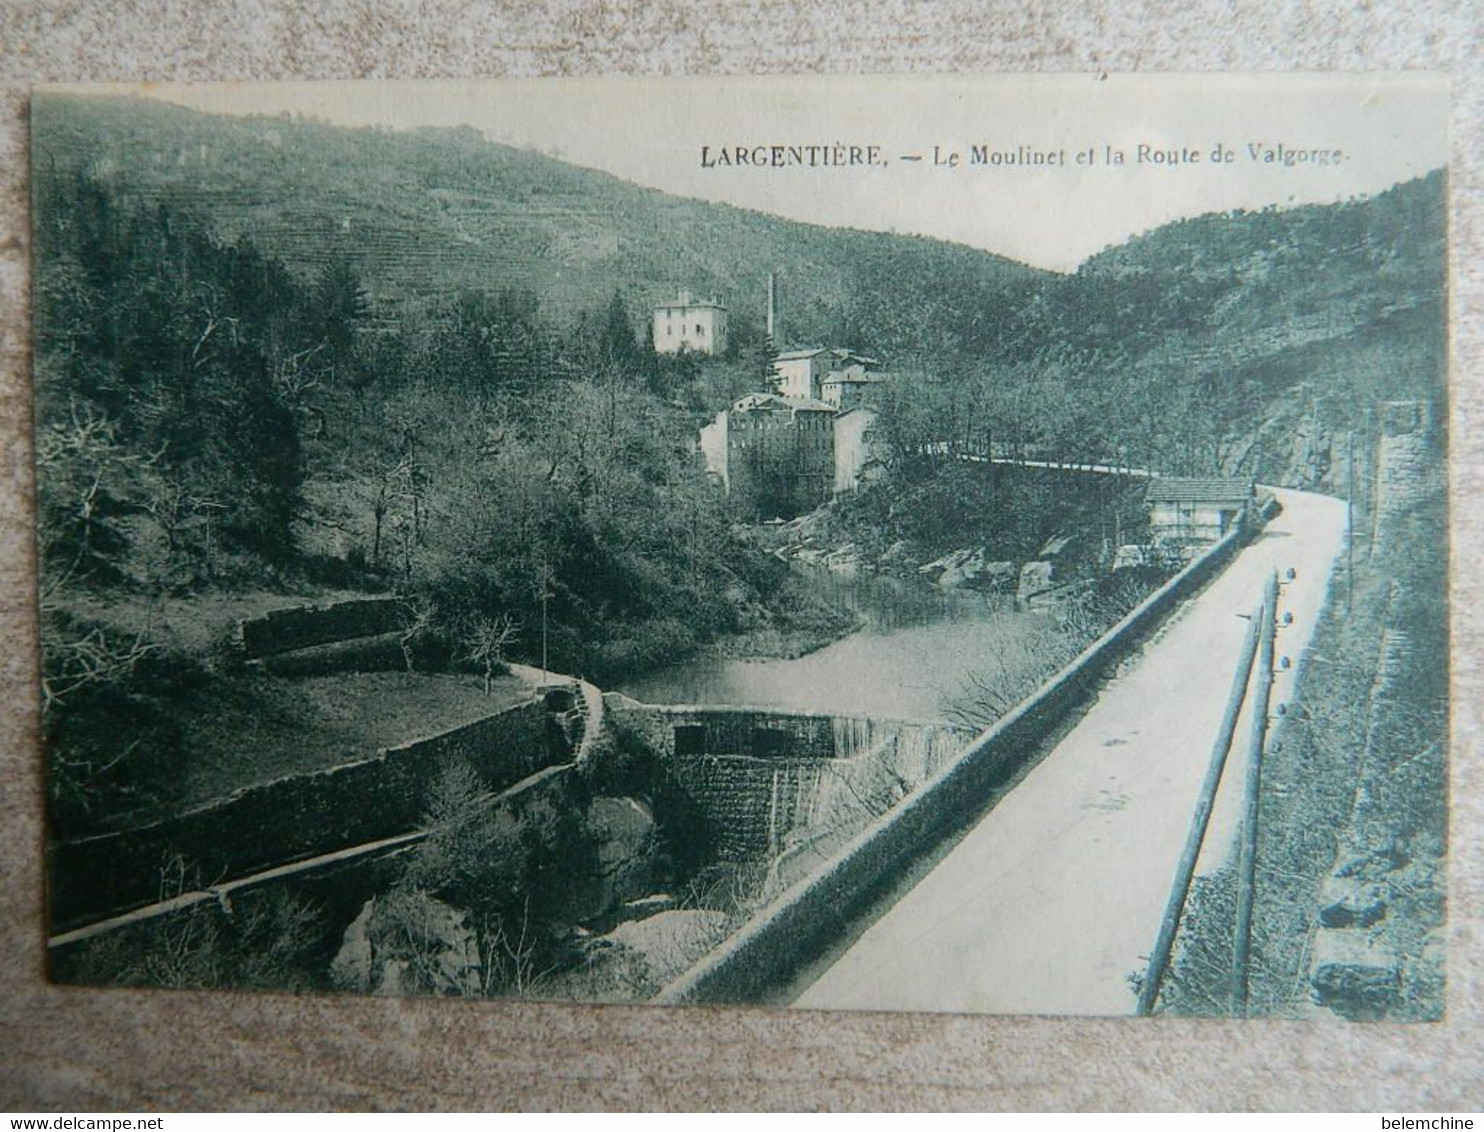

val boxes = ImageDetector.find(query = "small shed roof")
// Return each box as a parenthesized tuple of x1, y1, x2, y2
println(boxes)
(1145, 477, 1255, 504)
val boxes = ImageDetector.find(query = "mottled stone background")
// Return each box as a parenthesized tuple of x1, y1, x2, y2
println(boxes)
(0, 2, 1479, 1111)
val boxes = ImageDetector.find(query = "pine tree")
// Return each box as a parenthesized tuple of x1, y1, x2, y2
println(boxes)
(757, 335, 783, 395)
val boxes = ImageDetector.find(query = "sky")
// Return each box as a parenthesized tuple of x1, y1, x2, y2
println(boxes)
(111, 73, 1450, 272)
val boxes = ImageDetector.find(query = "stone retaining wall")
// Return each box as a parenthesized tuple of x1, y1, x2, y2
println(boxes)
(50, 699, 565, 930)
(238, 597, 405, 659)
(49, 765, 578, 973)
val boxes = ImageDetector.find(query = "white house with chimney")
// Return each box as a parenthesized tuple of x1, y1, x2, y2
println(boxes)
(653, 290, 728, 356)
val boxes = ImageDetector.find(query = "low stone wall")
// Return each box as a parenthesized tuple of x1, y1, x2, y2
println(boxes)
(238, 597, 405, 659)
(658, 511, 1265, 1004)
(50, 699, 566, 930)
(605, 703, 848, 762)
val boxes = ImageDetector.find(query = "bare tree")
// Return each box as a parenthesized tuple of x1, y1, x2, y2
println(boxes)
(35, 399, 155, 602)
(463, 613, 520, 694)
(271, 343, 330, 440)
(476, 897, 555, 998)
(352, 454, 413, 568)
(397, 595, 437, 674)
(41, 620, 161, 715)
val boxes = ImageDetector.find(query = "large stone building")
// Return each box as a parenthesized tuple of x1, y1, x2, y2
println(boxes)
(653, 289, 728, 356)
(700, 393, 883, 518)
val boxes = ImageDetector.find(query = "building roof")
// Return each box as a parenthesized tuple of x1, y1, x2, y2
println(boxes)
(655, 289, 725, 311)
(830, 349, 882, 366)
(731, 392, 837, 414)
(823, 369, 888, 385)
(783, 396, 838, 413)
(1145, 477, 1255, 504)
(775, 347, 885, 367)
(655, 298, 725, 311)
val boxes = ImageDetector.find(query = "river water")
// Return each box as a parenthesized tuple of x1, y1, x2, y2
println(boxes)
(615, 567, 1054, 723)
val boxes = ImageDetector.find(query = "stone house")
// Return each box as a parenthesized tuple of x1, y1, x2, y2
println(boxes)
(822, 365, 889, 411)
(773, 348, 883, 401)
(653, 289, 728, 356)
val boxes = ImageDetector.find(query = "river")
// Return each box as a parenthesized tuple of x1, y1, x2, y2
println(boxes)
(615, 566, 1056, 723)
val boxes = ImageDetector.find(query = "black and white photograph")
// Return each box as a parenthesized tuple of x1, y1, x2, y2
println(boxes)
(31, 74, 1449, 1020)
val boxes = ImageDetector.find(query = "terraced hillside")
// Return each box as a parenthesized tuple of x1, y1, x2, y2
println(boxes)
(33, 93, 1048, 354)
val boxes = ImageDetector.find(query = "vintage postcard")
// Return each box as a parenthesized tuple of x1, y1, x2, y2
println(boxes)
(32, 75, 1448, 1019)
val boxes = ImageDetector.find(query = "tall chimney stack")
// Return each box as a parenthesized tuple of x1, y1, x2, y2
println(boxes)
(766, 272, 780, 345)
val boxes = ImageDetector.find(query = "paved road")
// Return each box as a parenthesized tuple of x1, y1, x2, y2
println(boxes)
(794, 488, 1349, 1015)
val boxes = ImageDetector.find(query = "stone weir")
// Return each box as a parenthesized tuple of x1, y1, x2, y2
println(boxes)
(602, 698, 974, 892)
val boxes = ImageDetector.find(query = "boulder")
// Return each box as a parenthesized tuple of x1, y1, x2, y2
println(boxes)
(332, 891, 483, 997)
(604, 908, 731, 986)
(917, 548, 964, 577)
(937, 548, 987, 589)
(329, 897, 376, 991)
(1318, 879, 1390, 929)
(918, 548, 1019, 591)
(1018, 560, 1056, 601)
(1310, 928, 1401, 1020)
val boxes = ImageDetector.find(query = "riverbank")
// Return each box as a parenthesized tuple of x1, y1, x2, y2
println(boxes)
(701, 567, 864, 662)
(742, 461, 1152, 592)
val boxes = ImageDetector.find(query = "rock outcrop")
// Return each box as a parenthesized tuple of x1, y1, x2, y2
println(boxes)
(603, 908, 731, 987)
(1017, 560, 1056, 602)
(331, 891, 482, 997)
(587, 796, 658, 913)
(918, 548, 1016, 591)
